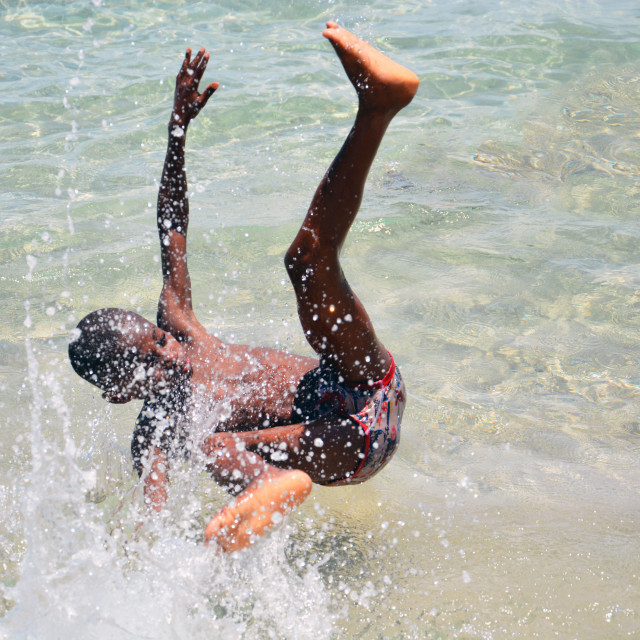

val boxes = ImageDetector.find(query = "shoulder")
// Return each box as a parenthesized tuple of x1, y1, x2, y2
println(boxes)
(157, 312, 222, 356)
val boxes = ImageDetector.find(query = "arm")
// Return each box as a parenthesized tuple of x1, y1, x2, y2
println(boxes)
(157, 48, 218, 337)
(143, 447, 170, 512)
(131, 404, 177, 513)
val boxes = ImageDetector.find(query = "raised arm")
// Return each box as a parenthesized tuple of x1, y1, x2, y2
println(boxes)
(157, 47, 218, 337)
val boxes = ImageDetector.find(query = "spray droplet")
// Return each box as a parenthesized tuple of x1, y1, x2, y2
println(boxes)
(25, 255, 37, 281)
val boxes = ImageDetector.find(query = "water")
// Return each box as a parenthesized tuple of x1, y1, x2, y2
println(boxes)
(1, 0, 640, 637)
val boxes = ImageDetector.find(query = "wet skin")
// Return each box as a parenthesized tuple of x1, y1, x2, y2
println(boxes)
(102, 320, 192, 404)
(104, 314, 315, 429)
(85, 27, 418, 550)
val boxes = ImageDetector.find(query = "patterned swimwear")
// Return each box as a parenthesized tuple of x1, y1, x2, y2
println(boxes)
(292, 354, 406, 486)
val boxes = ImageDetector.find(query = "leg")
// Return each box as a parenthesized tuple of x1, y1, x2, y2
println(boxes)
(203, 438, 311, 552)
(284, 23, 419, 383)
(202, 417, 365, 485)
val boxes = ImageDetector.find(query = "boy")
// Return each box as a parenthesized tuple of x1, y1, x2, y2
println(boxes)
(69, 22, 418, 552)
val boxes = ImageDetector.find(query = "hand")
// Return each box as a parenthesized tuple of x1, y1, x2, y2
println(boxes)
(171, 47, 219, 129)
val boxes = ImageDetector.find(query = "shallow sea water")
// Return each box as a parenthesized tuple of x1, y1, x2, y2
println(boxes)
(1, 0, 640, 638)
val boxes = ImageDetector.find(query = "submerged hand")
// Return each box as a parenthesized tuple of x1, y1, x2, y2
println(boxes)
(171, 47, 219, 129)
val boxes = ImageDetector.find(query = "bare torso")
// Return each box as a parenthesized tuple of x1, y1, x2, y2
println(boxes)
(185, 336, 317, 430)
(141, 324, 317, 439)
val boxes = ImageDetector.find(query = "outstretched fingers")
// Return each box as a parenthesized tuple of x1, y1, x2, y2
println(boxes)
(191, 47, 208, 77)
(172, 46, 219, 125)
(196, 80, 219, 110)
(180, 47, 208, 85)
(179, 47, 192, 76)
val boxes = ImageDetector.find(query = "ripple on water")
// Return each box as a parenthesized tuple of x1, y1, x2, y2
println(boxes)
(474, 66, 640, 217)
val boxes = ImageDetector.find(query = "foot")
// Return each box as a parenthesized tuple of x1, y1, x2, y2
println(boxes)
(203, 469, 312, 553)
(323, 21, 419, 115)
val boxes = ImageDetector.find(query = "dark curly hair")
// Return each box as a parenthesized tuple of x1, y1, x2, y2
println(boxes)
(68, 308, 144, 392)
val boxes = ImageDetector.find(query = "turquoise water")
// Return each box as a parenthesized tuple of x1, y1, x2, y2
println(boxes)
(1, 0, 640, 637)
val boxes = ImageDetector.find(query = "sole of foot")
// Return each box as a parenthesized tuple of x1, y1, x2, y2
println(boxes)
(323, 21, 419, 114)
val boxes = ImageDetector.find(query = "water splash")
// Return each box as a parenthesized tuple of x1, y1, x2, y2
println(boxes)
(1, 319, 335, 640)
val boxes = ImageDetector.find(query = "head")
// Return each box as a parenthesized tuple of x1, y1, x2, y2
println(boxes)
(68, 308, 191, 403)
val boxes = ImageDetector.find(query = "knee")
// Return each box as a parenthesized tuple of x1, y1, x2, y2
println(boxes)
(285, 229, 338, 278)
(284, 237, 317, 280)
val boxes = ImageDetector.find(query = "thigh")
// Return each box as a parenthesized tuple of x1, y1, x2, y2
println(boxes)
(203, 417, 366, 485)
(283, 415, 366, 484)
(288, 251, 391, 383)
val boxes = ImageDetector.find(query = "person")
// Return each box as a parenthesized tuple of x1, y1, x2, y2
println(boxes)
(69, 22, 418, 553)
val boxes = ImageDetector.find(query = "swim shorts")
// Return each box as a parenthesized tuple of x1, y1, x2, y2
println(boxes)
(292, 354, 406, 486)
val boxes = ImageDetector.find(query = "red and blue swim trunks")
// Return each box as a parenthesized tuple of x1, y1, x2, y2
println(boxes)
(292, 354, 406, 485)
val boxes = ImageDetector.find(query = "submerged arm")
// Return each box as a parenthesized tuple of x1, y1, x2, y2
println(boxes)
(157, 48, 218, 335)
